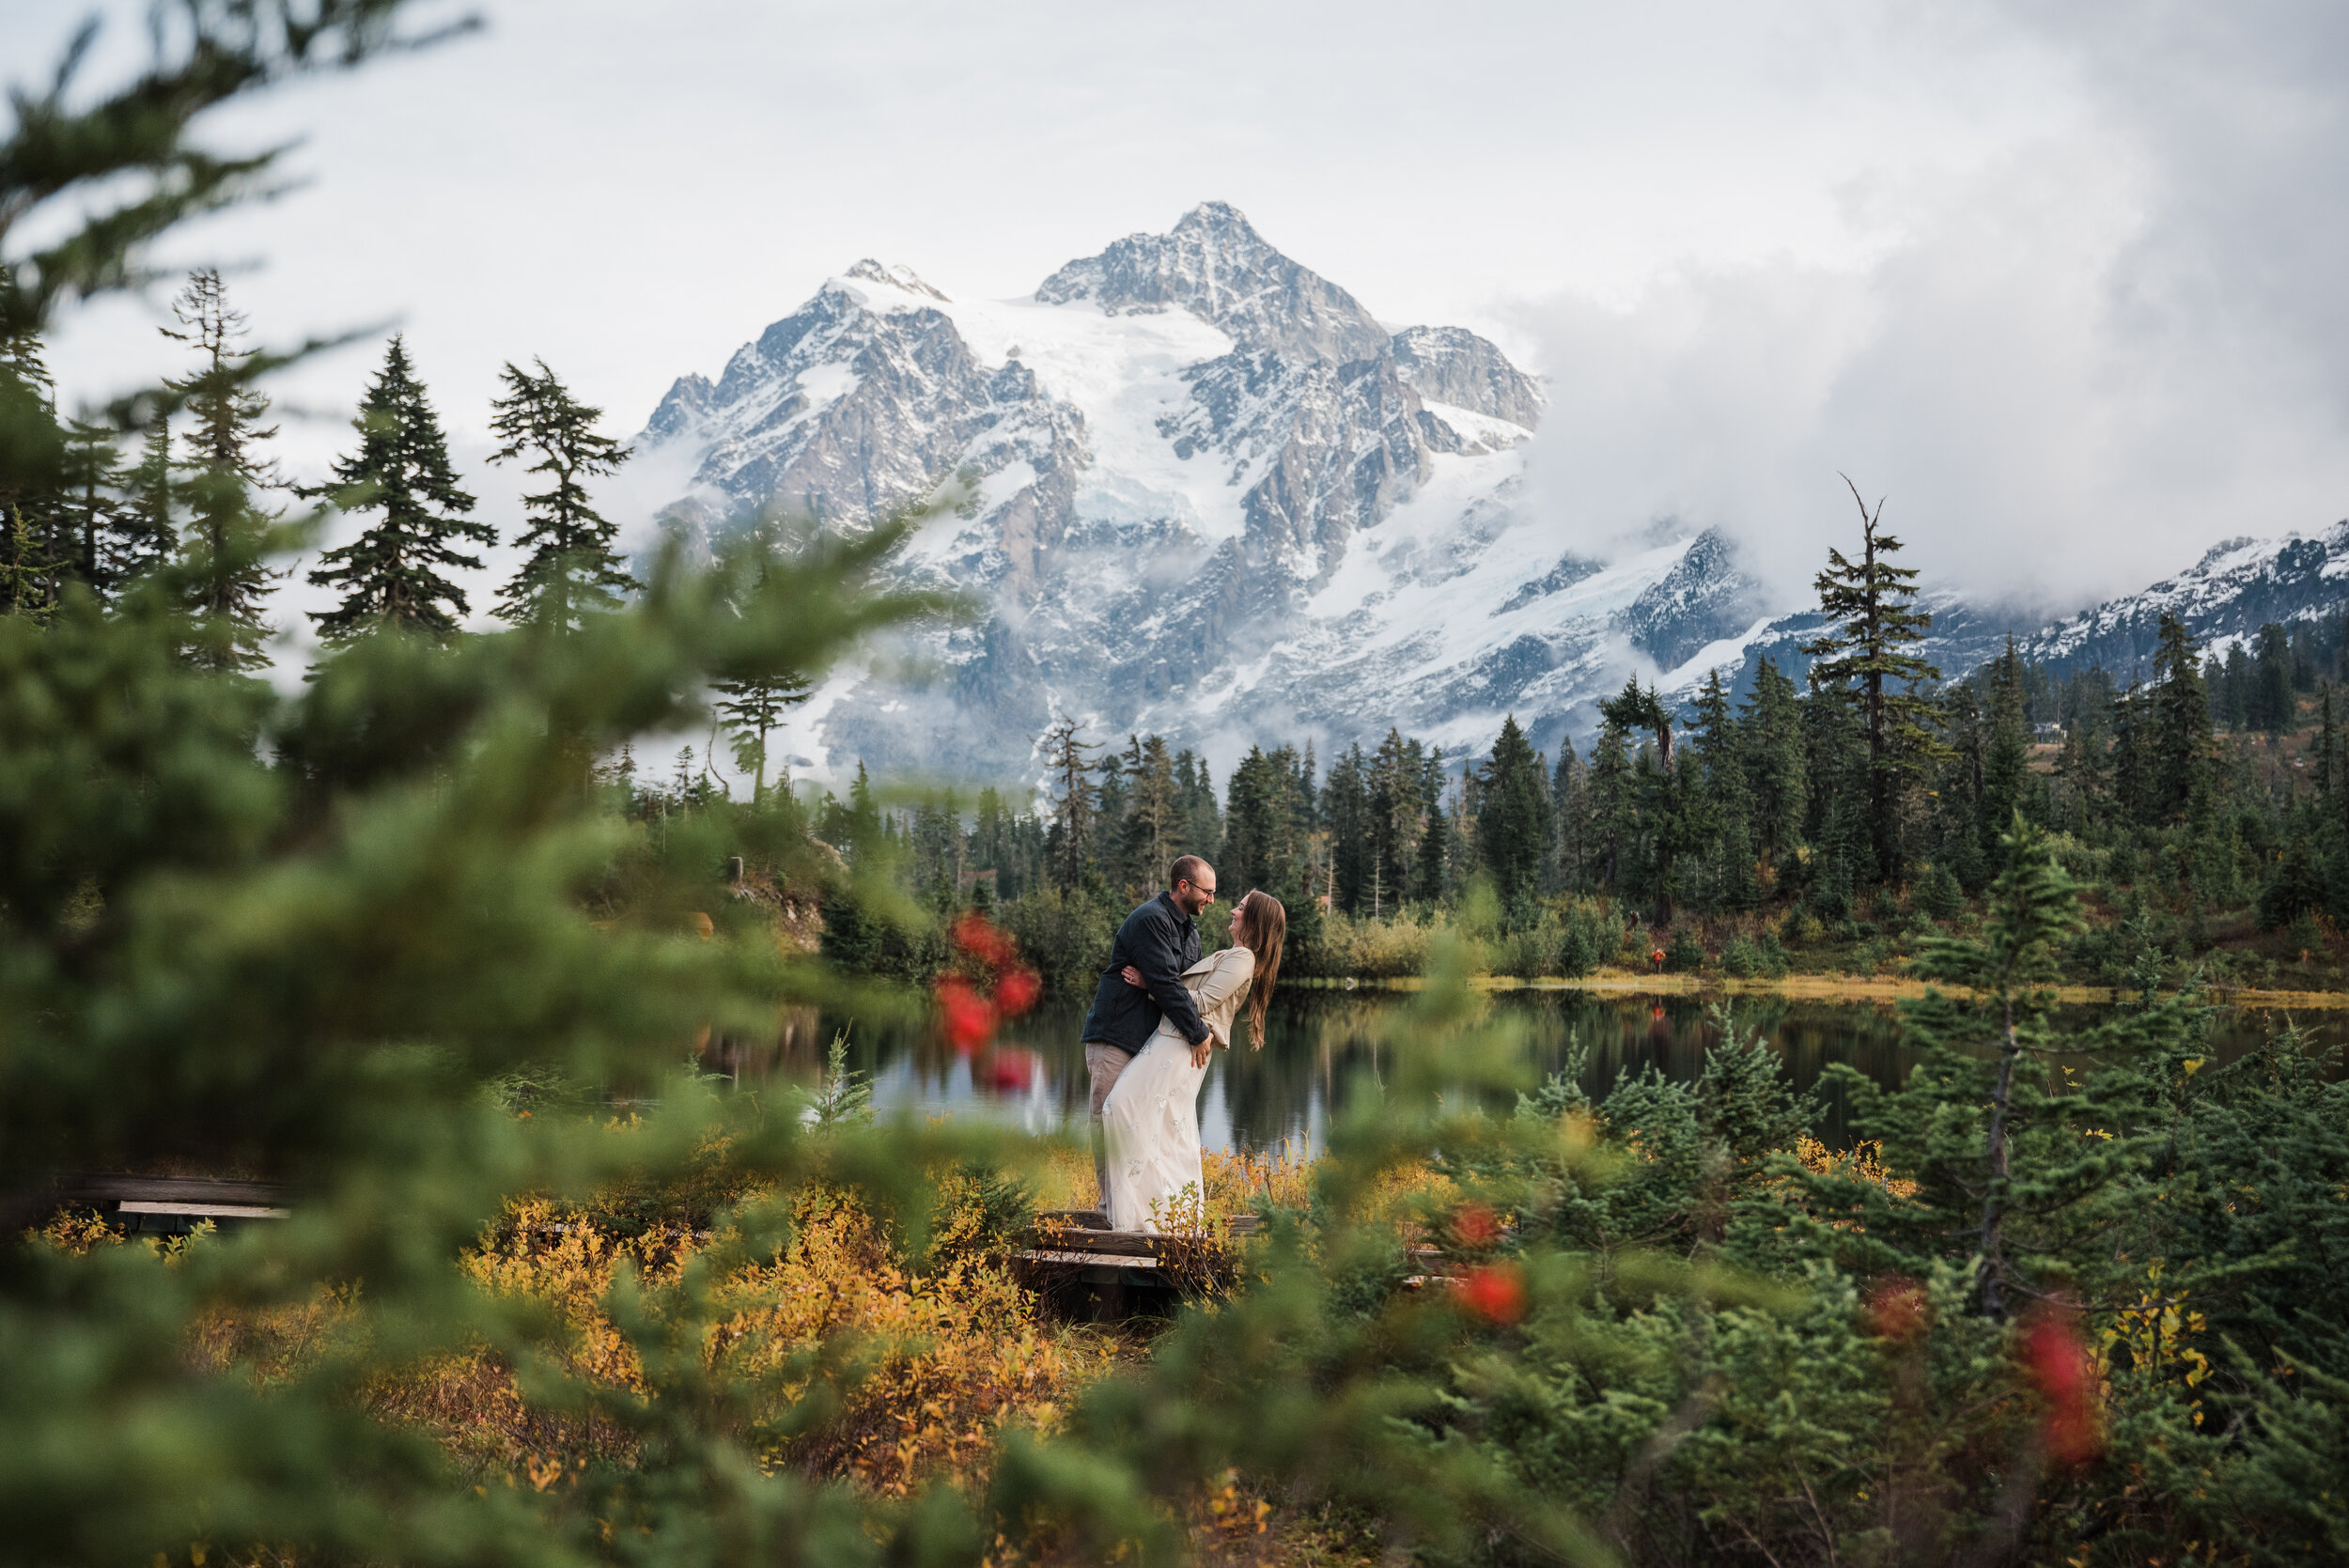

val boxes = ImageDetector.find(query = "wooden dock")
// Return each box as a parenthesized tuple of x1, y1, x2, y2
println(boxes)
(45, 1174, 290, 1235)
(1012, 1209, 1261, 1318)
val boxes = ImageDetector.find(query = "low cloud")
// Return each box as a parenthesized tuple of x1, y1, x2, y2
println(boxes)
(1509, 2, 2349, 623)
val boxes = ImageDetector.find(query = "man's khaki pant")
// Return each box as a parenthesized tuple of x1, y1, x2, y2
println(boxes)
(1083, 1041, 1135, 1214)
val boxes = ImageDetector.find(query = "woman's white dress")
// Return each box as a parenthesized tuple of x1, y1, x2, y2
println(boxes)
(1100, 945, 1255, 1234)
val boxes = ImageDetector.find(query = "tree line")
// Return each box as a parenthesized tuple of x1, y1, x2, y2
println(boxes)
(1, 272, 642, 658)
(815, 484, 2349, 992)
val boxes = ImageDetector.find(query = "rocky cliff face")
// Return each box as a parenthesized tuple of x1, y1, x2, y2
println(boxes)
(635, 203, 2342, 784)
(639, 203, 1746, 777)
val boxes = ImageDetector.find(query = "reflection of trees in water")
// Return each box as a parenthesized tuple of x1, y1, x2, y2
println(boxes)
(1217, 990, 1926, 1151)
(700, 1005, 826, 1086)
(773, 990, 2344, 1155)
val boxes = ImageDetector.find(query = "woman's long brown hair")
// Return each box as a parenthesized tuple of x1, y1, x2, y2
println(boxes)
(1235, 890, 1285, 1048)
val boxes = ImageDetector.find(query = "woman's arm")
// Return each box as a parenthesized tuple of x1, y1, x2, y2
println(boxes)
(1188, 948, 1254, 1015)
(1184, 950, 1255, 1065)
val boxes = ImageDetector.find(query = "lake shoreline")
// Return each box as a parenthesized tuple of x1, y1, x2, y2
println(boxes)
(1293, 971, 2349, 1009)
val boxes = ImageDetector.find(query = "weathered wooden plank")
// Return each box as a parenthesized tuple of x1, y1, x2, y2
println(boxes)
(117, 1200, 289, 1219)
(58, 1174, 288, 1208)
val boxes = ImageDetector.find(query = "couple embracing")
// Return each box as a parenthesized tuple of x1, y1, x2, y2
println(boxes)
(1079, 856, 1285, 1233)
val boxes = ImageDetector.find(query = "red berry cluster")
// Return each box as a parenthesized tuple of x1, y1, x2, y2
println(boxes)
(935, 913, 1043, 1065)
(2021, 1313, 2104, 1466)
(1459, 1262, 1527, 1325)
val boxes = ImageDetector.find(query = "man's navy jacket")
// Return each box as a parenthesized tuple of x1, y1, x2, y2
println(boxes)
(1079, 891, 1209, 1052)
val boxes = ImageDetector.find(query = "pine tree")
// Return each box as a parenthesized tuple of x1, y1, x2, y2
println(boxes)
(1546, 740, 1584, 895)
(1586, 720, 1634, 891)
(1977, 639, 2034, 869)
(117, 423, 178, 585)
(1368, 728, 1423, 908)
(1476, 714, 1552, 919)
(1040, 718, 1100, 891)
(306, 336, 488, 645)
(163, 269, 280, 671)
(1740, 655, 1806, 874)
(2251, 622, 2295, 736)
(488, 358, 638, 632)
(1175, 749, 1225, 863)
(1798, 479, 1944, 880)
(2145, 613, 2215, 825)
(0, 505, 52, 622)
(1122, 733, 1181, 889)
(1693, 669, 1756, 908)
(712, 668, 810, 802)
(0, 274, 65, 603)
(1223, 745, 1288, 894)
(53, 418, 150, 598)
(1324, 744, 1372, 914)
(1804, 673, 1876, 917)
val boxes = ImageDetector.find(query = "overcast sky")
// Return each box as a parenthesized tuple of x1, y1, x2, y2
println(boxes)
(11, 0, 2349, 619)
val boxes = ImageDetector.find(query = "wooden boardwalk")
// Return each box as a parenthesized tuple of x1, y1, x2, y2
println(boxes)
(45, 1174, 290, 1234)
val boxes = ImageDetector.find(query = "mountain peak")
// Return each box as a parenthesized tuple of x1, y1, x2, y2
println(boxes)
(1170, 199, 1258, 239)
(1034, 201, 1390, 363)
(840, 258, 949, 301)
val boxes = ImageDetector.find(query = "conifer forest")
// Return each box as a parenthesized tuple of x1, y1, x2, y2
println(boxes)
(2, 7, 2345, 1568)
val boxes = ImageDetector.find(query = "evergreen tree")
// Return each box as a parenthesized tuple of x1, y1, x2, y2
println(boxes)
(1367, 727, 1423, 911)
(0, 505, 51, 623)
(1409, 745, 1448, 902)
(163, 269, 280, 670)
(2251, 622, 2295, 736)
(1798, 479, 1944, 879)
(487, 358, 638, 632)
(712, 668, 810, 802)
(1121, 733, 1181, 890)
(1804, 674, 1876, 917)
(2145, 613, 2215, 825)
(0, 275, 65, 611)
(53, 419, 129, 596)
(1932, 681, 1989, 891)
(1324, 744, 1372, 914)
(1977, 639, 2035, 869)
(306, 335, 488, 645)
(1040, 718, 1100, 891)
(1174, 748, 1224, 865)
(2216, 643, 2252, 732)
(1740, 655, 1806, 874)
(1586, 720, 1634, 891)
(117, 423, 178, 585)
(1476, 714, 1552, 918)
(1223, 745, 1288, 894)
(1692, 669, 1757, 908)
(1547, 739, 1585, 894)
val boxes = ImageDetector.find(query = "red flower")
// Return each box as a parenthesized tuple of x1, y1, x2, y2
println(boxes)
(1452, 1202, 1501, 1249)
(2022, 1314, 2104, 1467)
(994, 966, 1041, 1017)
(986, 1047, 1040, 1093)
(1459, 1262, 1526, 1325)
(936, 975, 997, 1055)
(952, 912, 1018, 970)
(1867, 1278, 1929, 1341)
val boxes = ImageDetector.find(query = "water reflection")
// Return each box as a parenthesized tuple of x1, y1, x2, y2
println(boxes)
(703, 988, 2345, 1156)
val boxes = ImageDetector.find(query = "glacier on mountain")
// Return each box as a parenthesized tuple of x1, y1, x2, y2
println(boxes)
(636, 203, 2347, 783)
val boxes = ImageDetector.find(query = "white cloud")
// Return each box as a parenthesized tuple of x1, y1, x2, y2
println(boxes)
(6, 0, 2344, 631)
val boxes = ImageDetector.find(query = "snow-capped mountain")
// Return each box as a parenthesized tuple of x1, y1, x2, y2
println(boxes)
(636, 202, 2345, 780)
(639, 202, 1767, 775)
(1672, 521, 2349, 710)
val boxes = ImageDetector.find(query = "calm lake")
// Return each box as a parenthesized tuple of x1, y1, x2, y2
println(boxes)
(718, 987, 2347, 1156)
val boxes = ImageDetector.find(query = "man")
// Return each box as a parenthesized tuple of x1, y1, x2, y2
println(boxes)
(1080, 854, 1217, 1212)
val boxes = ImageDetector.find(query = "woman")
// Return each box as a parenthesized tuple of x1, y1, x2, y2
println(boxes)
(1100, 889, 1285, 1234)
